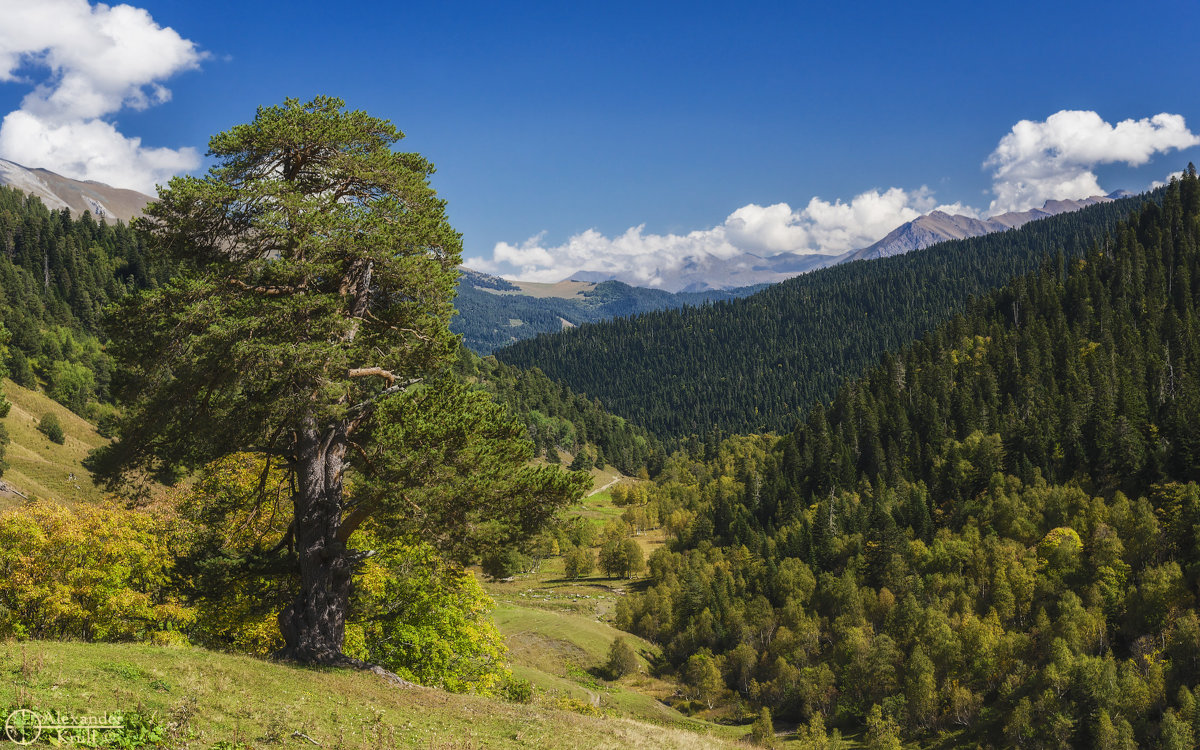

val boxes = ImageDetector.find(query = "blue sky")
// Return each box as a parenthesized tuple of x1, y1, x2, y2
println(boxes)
(2, 0, 1200, 286)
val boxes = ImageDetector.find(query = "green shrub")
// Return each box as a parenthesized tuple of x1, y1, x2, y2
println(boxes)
(37, 413, 65, 444)
(501, 675, 535, 703)
(0, 501, 193, 642)
(481, 547, 530, 580)
(605, 637, 640, 679)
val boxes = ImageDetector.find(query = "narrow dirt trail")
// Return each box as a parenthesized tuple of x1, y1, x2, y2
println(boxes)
(588, 476, 620, 497)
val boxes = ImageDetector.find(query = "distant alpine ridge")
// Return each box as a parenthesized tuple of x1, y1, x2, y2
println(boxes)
(0, 159, 154, 224)
(564, 191, 1135, 291)
(841, 191, 1133, 263)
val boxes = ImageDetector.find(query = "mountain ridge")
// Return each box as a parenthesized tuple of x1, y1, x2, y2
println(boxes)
(0, 159, 154, 224)
(548, 191, 1137, 292)
(453, 267, 766, 354)
(495, 190, 1156, 440)
(841, 191, 1130, 263)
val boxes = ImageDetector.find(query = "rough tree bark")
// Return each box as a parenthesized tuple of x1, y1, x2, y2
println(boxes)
(274, 420, 418, 687)
(276, 420, 353, 664)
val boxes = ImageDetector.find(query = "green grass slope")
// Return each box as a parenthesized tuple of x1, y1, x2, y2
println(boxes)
(481, 485, 735, 741)
(1, 378, 108, 508)
(0, 641, 741, 749)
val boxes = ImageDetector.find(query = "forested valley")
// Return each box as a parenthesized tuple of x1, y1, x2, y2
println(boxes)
(497, 191, 1156, 443)
(608, 171, 1200, 747)
(8, 112, 1200, 747)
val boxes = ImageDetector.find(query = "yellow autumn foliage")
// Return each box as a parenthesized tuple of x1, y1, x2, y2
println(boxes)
(0, 501, 193, 643)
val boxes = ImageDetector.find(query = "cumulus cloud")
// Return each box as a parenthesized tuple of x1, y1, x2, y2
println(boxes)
(1150, 170, 1186, 190)
(468, 187, 972, 287)
(477, 109, 1200, 288)
(986, 110, 1200, 214)
(0, 0, 204, 193)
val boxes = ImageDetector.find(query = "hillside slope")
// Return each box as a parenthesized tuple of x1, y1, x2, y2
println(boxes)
(612, 171, 1200, 748)
(0, 641, 740, 749)
(0, 159, 153, 224)
(0, 378, 107, 508)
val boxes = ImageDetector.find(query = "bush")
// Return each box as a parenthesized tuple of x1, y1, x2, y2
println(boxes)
(605, 636, 640, 679)
(349, 534, 511, 694)
(481, 547, 531, 580)
(37, 413, 65, 444)
(501, 675, 535, 703)
(0, 501, 193, 641)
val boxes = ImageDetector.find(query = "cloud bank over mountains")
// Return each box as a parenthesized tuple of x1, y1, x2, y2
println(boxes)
(471, 110, 1200, 287)
(0, 0, 204, 193)
(480, 187, 973, 286)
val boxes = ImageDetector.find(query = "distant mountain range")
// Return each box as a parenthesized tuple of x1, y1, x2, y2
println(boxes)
(0, 159, 153, 224)
(562, 191, 1136, 291)
(568, 249, 836, 293)
(840, 191, 1133, 263)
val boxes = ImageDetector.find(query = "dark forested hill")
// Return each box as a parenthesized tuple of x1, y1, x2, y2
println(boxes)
(452, 268, 764, 355)
(496, 191, 1158, 441)
(614, 171, 1200, 747)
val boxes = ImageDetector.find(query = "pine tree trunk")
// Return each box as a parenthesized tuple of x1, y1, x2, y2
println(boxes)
(276, 421, 356, 665)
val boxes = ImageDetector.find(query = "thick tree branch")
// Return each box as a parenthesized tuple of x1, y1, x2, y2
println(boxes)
(336, 503, 374, 544)
(347, 367, 397, 385)
(229, 278, 305, 296)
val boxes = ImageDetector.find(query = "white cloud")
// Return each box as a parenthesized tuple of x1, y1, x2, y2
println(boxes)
(985, 110, 1200, 214)
(477, 109, 1200, 289)
(469, 186, 970, 287)
(1151, 170, 1186, 190)
(0, 0, 204, 193)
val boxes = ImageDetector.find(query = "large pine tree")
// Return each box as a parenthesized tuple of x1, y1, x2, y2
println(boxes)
(91, 97, 586, 668)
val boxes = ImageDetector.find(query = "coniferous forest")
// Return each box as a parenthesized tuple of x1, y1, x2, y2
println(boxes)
(497, 192, 1156, 442)
(611, 171, 1200, 747)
